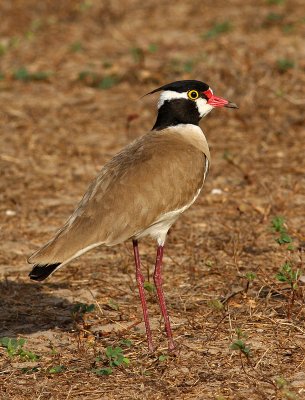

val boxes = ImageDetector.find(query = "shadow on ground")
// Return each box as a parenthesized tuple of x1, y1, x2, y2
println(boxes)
(0, 280, 74, 337)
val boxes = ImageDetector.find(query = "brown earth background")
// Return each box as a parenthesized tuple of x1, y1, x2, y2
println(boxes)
(0, 1, 305, 399)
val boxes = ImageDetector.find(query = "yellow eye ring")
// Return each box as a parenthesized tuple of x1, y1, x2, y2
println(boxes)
(187, 90, 199, 100)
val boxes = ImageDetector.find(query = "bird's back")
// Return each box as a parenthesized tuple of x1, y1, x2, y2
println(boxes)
(28, 125, 209, 266)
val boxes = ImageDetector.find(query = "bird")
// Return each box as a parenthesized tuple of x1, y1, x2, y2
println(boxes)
(28, 79, 238, 352)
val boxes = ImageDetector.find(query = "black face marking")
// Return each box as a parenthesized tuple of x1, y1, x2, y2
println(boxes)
(152, 99, 201, 131)
(148, 80, 212, 130)
(147, 80, 210, 96)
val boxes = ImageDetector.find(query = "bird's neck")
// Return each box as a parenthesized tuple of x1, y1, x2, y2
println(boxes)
(152, 99, 200, 131)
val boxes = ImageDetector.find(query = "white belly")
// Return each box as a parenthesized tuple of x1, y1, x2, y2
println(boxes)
(134, 185, 203, 246)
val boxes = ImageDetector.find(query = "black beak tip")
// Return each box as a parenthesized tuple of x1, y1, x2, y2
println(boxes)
(225, 102, 239, 109)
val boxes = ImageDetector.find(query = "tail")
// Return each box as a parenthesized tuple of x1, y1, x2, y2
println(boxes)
(29, 263, 61, 281)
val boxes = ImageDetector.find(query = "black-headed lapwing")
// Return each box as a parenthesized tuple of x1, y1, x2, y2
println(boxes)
(28, 80, 238, 351)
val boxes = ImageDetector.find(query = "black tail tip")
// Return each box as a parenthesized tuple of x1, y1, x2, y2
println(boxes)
(29, 263, 61, 281)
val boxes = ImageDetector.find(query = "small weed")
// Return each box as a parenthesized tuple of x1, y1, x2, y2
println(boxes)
(230, 339, 251, 357)
(205, 260, 214, 267)
(265, 12, 284, 22)
(277, 59, 295, 73)
(130, 47, 144, 64)
(13, 67, 51, 81)
(93, 345, 130, 376)
(271, 216, 293, 246)
(98, 76, 117, 90)
(79, 0, 93, 12)
(245, 272, 256, 281)
(106, 346, 130, 367)
(21, 366, 39, 374)
(0, 71, 4, 80)
(275, 377, 298, 399)
(230, 328, 251, 357)
(103, 61, 113, 69)
(276, 263, 302, 319)
(0, 337, 39, 361)
(147, 43, 158, 53)
(70, 41, 83, 52)
(72, 302, 95, 317)
(183, 60, 195, 73)
(244, 272, 256, 293)
(130, 43, 158, 64)
(49, 365, 65, 374)
(169, 58, 197, 74)
(144, 281, 155, 293)
(92, 367, 113, 376)
(119, 339, 132, 348)
(267, 0, 285, 4)
(202, 21, 232, 39)
(282, 23, 294, 33)
(78, 70, 118, 90)
(107, 299, 119, 311)
(158, 354, 167, 362)
(207, 299, 224, 311)
(276, 262, 300, 288)
(0, 43, 7, 57)
(272, 216, 301, 319)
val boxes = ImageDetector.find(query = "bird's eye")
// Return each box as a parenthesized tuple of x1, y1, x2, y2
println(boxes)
(187, 90, 199, 100)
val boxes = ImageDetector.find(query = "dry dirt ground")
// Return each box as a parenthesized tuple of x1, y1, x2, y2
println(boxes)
(0, 1, 305, 399)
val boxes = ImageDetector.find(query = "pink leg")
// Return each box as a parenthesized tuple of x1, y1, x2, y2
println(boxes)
(132, 240, 154, 352)
(153, 245, 175, 351)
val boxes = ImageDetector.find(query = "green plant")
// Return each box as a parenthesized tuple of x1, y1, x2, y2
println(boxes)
(98, 76, 117, 90)
(70, 41, 83, 52)
(92, 345, 130, 376)
(144, 281, 155, 293)
(230, 328, 251, 357)
(107, 298, 119, 311)
(92, 366, 113, 375)
(147, 43, 158, 53)
(49, 365, 65, 374)
(106, 346, 130, 367)
(119, 339, 132, 348)
(207, 299, 224, 311)
(271, 216, 293, 247)
(21, 366, 39, 374)
(271, 216, 301, 319)
(245, 272, 256, 281)
(244, 272, 256, 293)
(275, 377, 298, 399)
(72, 302, 95, 317)
(130, 47, 144, 64)
(276, 262, 300, 288)
(265, 12, 283, 22)
(78, 70, 118, 90)
(158, 354, 167, 362)
(277, 59, 295, 73)
(267, 0, 285, 4)
(13, 67, 51, 81)
(0, 337, 39, 361)
(0, 43, 7, 57)
(276, 262, 301, 319)
(202, 22, 232, 39)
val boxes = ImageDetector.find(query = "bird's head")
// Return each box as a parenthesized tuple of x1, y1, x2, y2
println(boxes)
(147, 80, 238, 130)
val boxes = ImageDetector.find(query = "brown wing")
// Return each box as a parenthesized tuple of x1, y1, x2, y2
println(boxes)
(28, 129, 208, 265)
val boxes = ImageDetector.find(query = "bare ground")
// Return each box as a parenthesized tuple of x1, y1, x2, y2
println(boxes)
(0, 1, 305, 399)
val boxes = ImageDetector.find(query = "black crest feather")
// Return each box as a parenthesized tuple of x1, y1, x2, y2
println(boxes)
(146, 80, 209, 96)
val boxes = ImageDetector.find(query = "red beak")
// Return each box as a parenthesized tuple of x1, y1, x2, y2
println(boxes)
(203, 89, 238, 108)
(208, 95, 238, 108)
